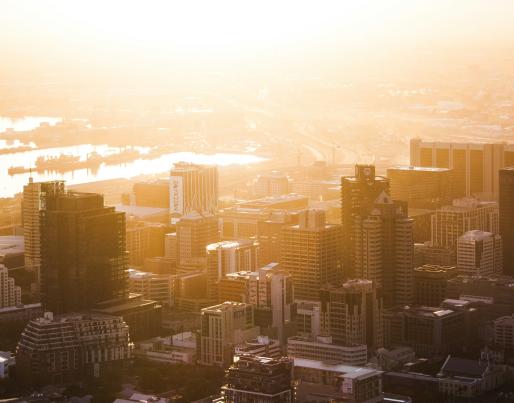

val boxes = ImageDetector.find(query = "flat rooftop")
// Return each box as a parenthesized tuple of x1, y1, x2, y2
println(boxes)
(293, 358, 380, 380)
(389, 165, 451, 172)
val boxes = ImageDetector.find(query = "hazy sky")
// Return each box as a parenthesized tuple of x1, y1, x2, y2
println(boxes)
(2, 1, 514, 80)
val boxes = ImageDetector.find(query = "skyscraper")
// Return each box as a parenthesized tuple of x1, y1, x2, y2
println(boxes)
(280, 210, 342, 301)
(169, 162, 218, 219)
(40, 191, 128, 313)
(457, 230, 502, 276)
(499, 167, 514, 275)
(410, 138, 514, 199)
(341, 165, 389, 277)
(342, 166, 414, 306)
(321, 279, 383, 350)
(22, 179, 66, 294)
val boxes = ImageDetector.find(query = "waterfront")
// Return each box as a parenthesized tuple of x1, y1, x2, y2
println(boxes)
(0, 145, 265, 197)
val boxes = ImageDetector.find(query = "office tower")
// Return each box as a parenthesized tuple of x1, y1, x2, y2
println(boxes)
(287, 335, 368, 366)
(176, 211, 218, 266)
(128, 268, 174, 306)
(125, 219, 167, 266)
(221, 355, 294, 403)
(499, 167, 514, 275)
(457, 230, 502, 276)
(218, 263, 295, 346)
(200, 302, 259, 367)
(387, 165, 453, 209)
(494, 315, 514, 352)
(164, 232, 177, 260)
(16, 312, 131, 385)
(252, 171, 290, 197)
(413, 265, 456, 307)
(280, 209, 342, 301)
(256, 263, 296, 346)
(206, 240, 259, 302)
(431, 198, 499, 249)
(410, 138, 514, 199)
(169, 162, 218, 218)
(0, 264, 21, 308)
(383, 306, 465, 357)
(321, 280, 383, 350)
(341, 165, 414, 306)
(22, 179, 66, 293)
(293, 358, 384, 403)
(341, 164, 389, 274)
(40, 191, 128, 313)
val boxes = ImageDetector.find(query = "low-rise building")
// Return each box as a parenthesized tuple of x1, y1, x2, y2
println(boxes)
(287, 335, 367, 366)
(293, 358, 383, 403)
(234, 336, 281, 359)
(16, 312, 132, 385)
(134, 332, 197, 365)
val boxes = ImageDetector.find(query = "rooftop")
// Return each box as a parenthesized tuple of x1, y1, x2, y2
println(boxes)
(206, 240, 256, 251)
(459, 230, 495, 241)
(293, 358, 380, 380)
(389, 165, 451, 173)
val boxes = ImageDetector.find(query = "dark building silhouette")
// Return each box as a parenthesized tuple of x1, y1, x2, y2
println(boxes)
(341, 165, 389, 277)
(40, 192, 128, 313)
(341, 165, 414, 306)
(499, 167, 514, 275)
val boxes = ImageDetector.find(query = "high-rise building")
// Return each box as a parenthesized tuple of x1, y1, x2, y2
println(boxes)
(22, 179, 66, 294)
(218, 263, 295, 346)
(125, 219, 167, 266)
(387, 165, 453, 209)
(431, 198, 499, 249)
(499, 167, 514, 275)
(321, 279, 383, 350)
(200, 302, 260, 367)
(0, 264, 21, 308)
(341, 165, 414, 306)
(221, 355, 294, 403)
(169, 162, 218, 219)
(176, 211, 218, 266)
(410, 138, 514, 199)
(40, 191, 128, 313)
(413, 265, 456, 307)
(206, 240, 259, 302)
(341, 165, 389, 274)
(457, 230, 502, 276)
(280, 210, 342, 301)
(16, 312, 131, 385)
